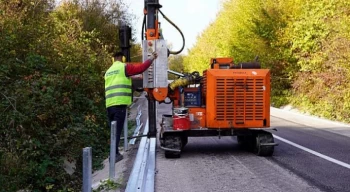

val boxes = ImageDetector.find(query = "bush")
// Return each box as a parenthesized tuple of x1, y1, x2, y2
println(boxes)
(0, 0, 140, 191)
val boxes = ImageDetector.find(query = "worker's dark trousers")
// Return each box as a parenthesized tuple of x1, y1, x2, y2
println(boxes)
(107, 105, 127, 154)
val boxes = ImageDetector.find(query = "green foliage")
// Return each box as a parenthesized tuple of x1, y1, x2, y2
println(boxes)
(186, 0, 350, 121)
(127, 119, 137, 138)
(185, 0, 292, 104)
(0, 0, 139, 191)
(168, 55, 185, 80)
(93, 179, 121, 192)
(286, 0, 350, 121)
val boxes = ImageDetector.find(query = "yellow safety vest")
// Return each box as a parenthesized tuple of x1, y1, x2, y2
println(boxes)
(105, 61, 132, 107)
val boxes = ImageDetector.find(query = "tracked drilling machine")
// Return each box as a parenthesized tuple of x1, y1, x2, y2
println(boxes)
(140, 0, 277, 158)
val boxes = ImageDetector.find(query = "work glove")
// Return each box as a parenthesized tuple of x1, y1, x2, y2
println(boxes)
(149, 52, 158, 60)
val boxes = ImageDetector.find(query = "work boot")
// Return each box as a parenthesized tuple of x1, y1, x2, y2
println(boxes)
(115, 153, 123, 163)
(109, 153, 123, 163)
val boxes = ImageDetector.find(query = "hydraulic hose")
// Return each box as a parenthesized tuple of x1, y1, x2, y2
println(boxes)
(141, 14, 146, 41)
(158, 9, 185, 55)
(168, 71, 201, 91)
(169, 78, 192, 91)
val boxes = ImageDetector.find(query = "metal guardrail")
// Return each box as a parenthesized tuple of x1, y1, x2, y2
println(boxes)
(125, 118, 156, 192)
(130, 105, 143, 145)
(84, 102, 155, 192)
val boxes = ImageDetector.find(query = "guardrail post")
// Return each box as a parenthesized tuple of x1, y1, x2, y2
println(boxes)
(83, 147, 92, 192)
(124, 109, 128, 152)
(109, 121, 117, 179)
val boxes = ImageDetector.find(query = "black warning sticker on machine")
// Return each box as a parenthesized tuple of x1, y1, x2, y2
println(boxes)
(184, 91, 201, 106)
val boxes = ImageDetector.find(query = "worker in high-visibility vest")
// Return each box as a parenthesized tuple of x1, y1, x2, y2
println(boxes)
(105, 51, 158, 163)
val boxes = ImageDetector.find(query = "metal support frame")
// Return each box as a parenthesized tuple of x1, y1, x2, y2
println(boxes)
(148, 97, 157, 138)
(119, 24, 132, 62)
(142, 39, 168, 138)
(142, 40, 168, 88)
(145, 0, 161, 31)
(146, 0, 156, 30)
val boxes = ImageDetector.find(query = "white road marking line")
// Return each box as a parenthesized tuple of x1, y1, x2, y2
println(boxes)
(273, 134, 350, 170)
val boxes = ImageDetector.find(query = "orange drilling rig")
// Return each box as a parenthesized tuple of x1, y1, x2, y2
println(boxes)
(137, 0, 277, 158)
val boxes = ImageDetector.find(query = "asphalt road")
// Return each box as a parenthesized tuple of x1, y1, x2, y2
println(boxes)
(155, 104, 350, 192)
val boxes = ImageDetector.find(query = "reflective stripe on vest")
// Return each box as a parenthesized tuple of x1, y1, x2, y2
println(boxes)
(106, 92, 132, 98)
(105, 84, 132, 92)
(105, 61, 132, 107)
